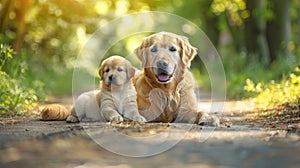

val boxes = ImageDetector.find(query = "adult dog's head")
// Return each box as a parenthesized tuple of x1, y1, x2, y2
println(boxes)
(98, 56, 135, 89)
(134, 32, 197, 84)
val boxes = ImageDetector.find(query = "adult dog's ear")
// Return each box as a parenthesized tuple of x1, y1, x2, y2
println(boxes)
(134, 37, 151, 67)
(179, 36, 197, 68)
(125, 60, 136, 78)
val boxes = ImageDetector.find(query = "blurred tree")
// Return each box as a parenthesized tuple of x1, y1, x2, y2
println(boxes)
(266, 0, 291, 63)
(291, 0, 300, 56)
(14, 0, 32, 51)
(0, 0, 33, 51)
(244, 0, 269, 65)
(211, 0, 292, 65)
(0, 0, 12, 33)
(201, 0, 220, 47)
(0, 0, 15, 44)
(211, 0, 248, 52)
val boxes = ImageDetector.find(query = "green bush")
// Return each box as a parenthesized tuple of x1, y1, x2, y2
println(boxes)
(0, 44, 46, 115)
(244, 66, 300, 107)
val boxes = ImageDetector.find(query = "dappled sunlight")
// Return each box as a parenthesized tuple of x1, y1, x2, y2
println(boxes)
(212, 0, 248, 26)
(76, 26, 88, 47)
(94, 1, 111, 15)
(115, 0, 130, 15)
(125, 36, 142, 55)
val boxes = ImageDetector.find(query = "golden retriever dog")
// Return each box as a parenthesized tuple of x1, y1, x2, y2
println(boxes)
(133, 32, 219, 125)
(42, 56, 146, 123)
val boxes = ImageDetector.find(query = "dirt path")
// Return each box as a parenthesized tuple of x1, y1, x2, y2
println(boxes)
(0, 98, 299, 168)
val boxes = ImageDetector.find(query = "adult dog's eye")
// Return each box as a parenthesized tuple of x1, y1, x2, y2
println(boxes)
(150, 45, 157, 52)
(105, 68, 110, 73)
(169, 46, 177, 52)
(117, 67, 123, 72)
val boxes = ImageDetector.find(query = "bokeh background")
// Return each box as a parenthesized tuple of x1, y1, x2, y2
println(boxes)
(0, 0, 299, 114)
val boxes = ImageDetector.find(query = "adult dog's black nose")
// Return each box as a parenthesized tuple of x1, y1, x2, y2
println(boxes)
(109, 75, 116, 81)
(157, 60, 169, 73)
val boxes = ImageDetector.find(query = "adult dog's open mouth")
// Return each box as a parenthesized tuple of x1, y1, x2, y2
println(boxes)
(157, 72, 173, 82)
(155, 66, 176, 83)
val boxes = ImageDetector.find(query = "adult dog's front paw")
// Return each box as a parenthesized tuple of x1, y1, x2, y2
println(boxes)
(109, 115, 124, 122)
(132, 115, 147, 122)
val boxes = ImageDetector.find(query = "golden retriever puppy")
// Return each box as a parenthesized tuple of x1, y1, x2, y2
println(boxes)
(133, 32, 219, 125)
(66, 56, 146, 123)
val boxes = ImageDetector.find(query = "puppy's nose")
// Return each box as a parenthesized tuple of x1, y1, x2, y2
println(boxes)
(109, 75, 116, 81)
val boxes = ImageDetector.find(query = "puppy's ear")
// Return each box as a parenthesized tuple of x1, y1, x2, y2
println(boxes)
(98, 62, 105, 80)
(125, 61, 136, 78)
(98, 67, 103, 80)
(179, 36, 197, 68)
(134, 37, 151, 67)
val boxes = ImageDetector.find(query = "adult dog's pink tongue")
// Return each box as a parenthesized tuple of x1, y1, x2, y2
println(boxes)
(158, 74, 170, 81)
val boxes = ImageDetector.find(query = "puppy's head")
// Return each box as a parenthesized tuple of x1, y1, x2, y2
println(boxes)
(98, 56, 135, 88)
(134, 32, 197, 84)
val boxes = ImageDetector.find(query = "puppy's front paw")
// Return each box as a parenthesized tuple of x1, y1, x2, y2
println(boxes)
(133, 115, 147, 122)
(109, 115, 124, 122)
(198, 114, 220, 127)
(66, 115, 79, 123)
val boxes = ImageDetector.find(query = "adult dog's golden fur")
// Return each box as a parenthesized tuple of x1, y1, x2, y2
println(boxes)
(133, 32, 204, 124)
(41, 56, 146, 123)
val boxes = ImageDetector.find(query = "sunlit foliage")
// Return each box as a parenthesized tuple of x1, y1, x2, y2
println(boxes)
(0, 45, 45, 115)
(244, 67, 300, 107)
(212, 0, 248, 26)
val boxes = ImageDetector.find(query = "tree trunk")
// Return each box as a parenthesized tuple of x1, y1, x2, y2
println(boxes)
(13, 0, 32, 52)
(225, 12, 244, 52)
(0, 0, 14, 33)
(266, 0, 291, 63)
(244, 0, 270, 65)
(201, 0, 220, 48)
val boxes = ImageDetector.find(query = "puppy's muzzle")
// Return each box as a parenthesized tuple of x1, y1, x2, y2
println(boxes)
(108, 74, 117, 84)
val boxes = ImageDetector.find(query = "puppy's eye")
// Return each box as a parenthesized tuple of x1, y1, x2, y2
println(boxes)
(169, 46, 177, 52)
(105, 68, 110, 73)
(150, 45, 157, 52)
(117, 67, 123, 72)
